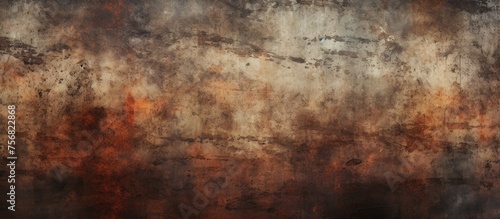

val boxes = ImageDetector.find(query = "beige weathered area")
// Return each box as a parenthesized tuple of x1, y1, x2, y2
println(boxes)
(0, 0, 499, 218)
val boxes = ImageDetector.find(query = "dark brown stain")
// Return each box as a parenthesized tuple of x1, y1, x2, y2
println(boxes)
(288, 56, 306, 63)
(0, 37, 44, 65)
(346, 158, 363, 166)
(1, 1, 498, 218)
(447, 0, 492, 14)
(47, 43, 70, 53)
(197, 31, 235, 47)
(410, 0, 463, 39)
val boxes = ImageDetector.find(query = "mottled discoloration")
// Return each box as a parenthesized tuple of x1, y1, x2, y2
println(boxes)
(0, 0, 499, 218)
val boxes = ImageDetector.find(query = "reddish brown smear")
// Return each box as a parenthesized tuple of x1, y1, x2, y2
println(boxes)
(90, 0, 130, 29)
(102, 0, 129, 26)
(38, 96, 143, 219)
(78, 99, 141, 219)
(75, 107, 106, 130)
(126, 93, 135, 124)
(406, 113, 436, 152)
(410, 0, 460, 38)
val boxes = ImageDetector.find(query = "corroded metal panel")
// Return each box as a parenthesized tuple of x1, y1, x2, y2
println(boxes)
(0, 0, 498, 218)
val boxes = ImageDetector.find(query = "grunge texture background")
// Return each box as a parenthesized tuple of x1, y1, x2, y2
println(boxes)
(0, 0, 499, 218)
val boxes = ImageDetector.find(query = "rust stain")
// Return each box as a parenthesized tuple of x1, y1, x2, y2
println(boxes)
(1, 0, 498, 218)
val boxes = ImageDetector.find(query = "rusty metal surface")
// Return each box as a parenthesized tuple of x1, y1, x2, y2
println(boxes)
(0, 0, 498, 218)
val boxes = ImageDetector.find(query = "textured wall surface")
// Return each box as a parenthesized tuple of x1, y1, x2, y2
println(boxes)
(0, 0, 499, 218)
